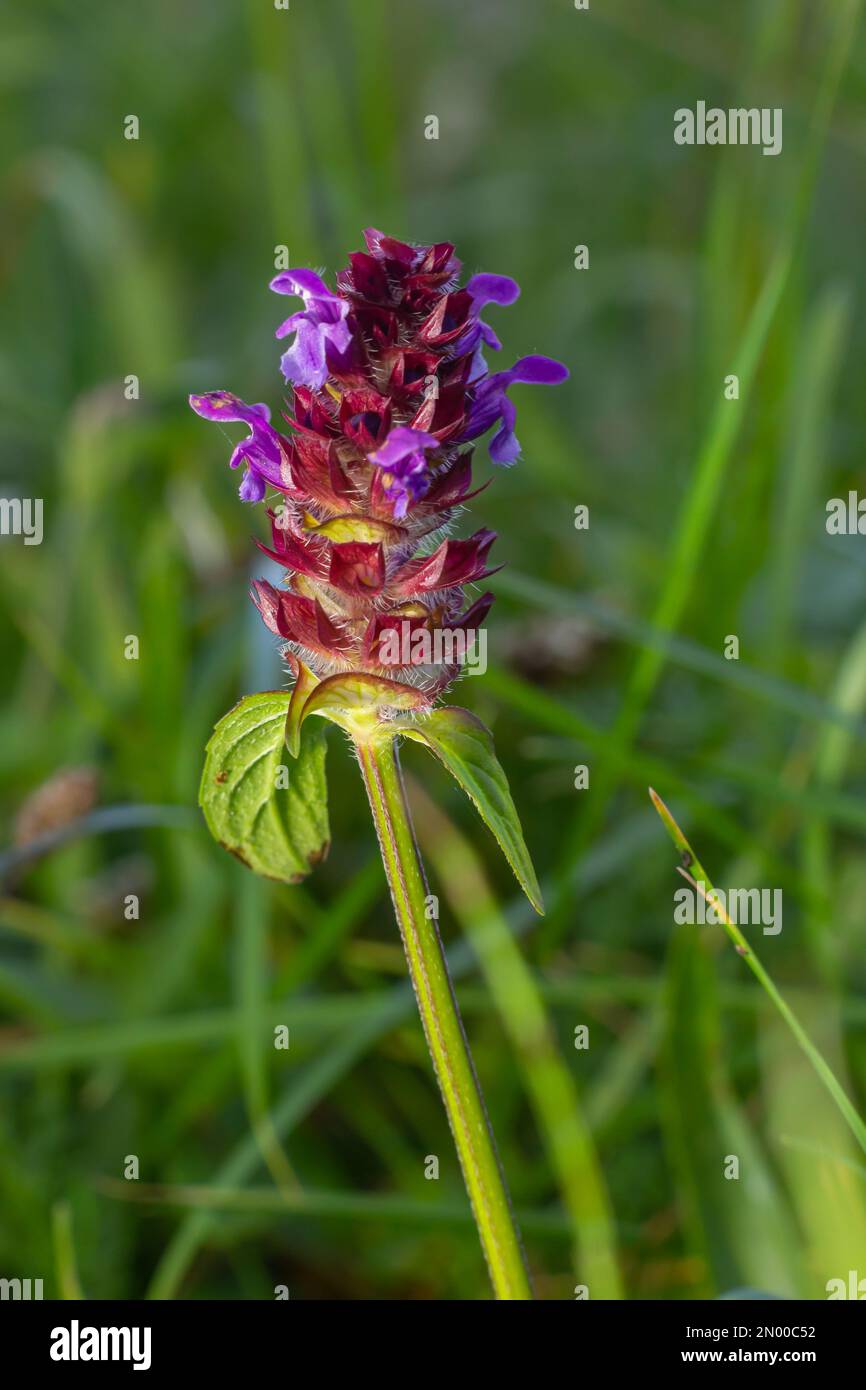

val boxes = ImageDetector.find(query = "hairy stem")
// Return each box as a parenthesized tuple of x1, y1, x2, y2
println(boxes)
(355, 732, 532, 1300)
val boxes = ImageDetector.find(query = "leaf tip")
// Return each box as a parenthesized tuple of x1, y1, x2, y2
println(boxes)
(648, 785, 674, 825)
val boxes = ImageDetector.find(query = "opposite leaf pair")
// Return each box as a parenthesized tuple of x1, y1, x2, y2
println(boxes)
(200, 690, 543, 915)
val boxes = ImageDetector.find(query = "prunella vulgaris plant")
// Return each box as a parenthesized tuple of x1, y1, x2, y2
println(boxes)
(192, 230, 567, 1298)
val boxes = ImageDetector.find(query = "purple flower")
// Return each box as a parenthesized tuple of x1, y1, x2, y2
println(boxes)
(270, 269, 353, 389)
(456, 273, 521, 379)
(461, 355, 569, 465)
(368, 425, 439, 518)
(189, 390, 285, 502)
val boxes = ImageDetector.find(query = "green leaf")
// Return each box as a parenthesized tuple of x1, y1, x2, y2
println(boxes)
(200, 691, 329, 883)
(394, 706, 544, 914)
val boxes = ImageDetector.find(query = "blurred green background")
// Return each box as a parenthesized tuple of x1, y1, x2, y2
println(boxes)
(2, 0, 866, 1300)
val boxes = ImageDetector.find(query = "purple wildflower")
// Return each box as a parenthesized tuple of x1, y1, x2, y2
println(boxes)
(456, 273, 521, 380)
(461, 355, 569, 464)
(270, 269, 353, 389)
(368, 424, 440, 519)
(188, 391, 287, 502)
(190, 233, 569, 689)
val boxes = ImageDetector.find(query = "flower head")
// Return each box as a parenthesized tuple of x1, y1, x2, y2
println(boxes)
(191, 232, 567, 702)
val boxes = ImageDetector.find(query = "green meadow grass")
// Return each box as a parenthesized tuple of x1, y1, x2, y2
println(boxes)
(1, 0, 866, 1299)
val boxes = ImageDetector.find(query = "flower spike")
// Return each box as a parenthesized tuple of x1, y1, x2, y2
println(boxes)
(191, 233, 568, 703)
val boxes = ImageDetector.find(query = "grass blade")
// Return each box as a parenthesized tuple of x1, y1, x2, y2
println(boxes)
(648, 787, 866, 1158)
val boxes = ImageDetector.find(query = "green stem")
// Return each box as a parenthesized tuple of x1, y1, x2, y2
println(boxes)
(355, 732, 532, 1300)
